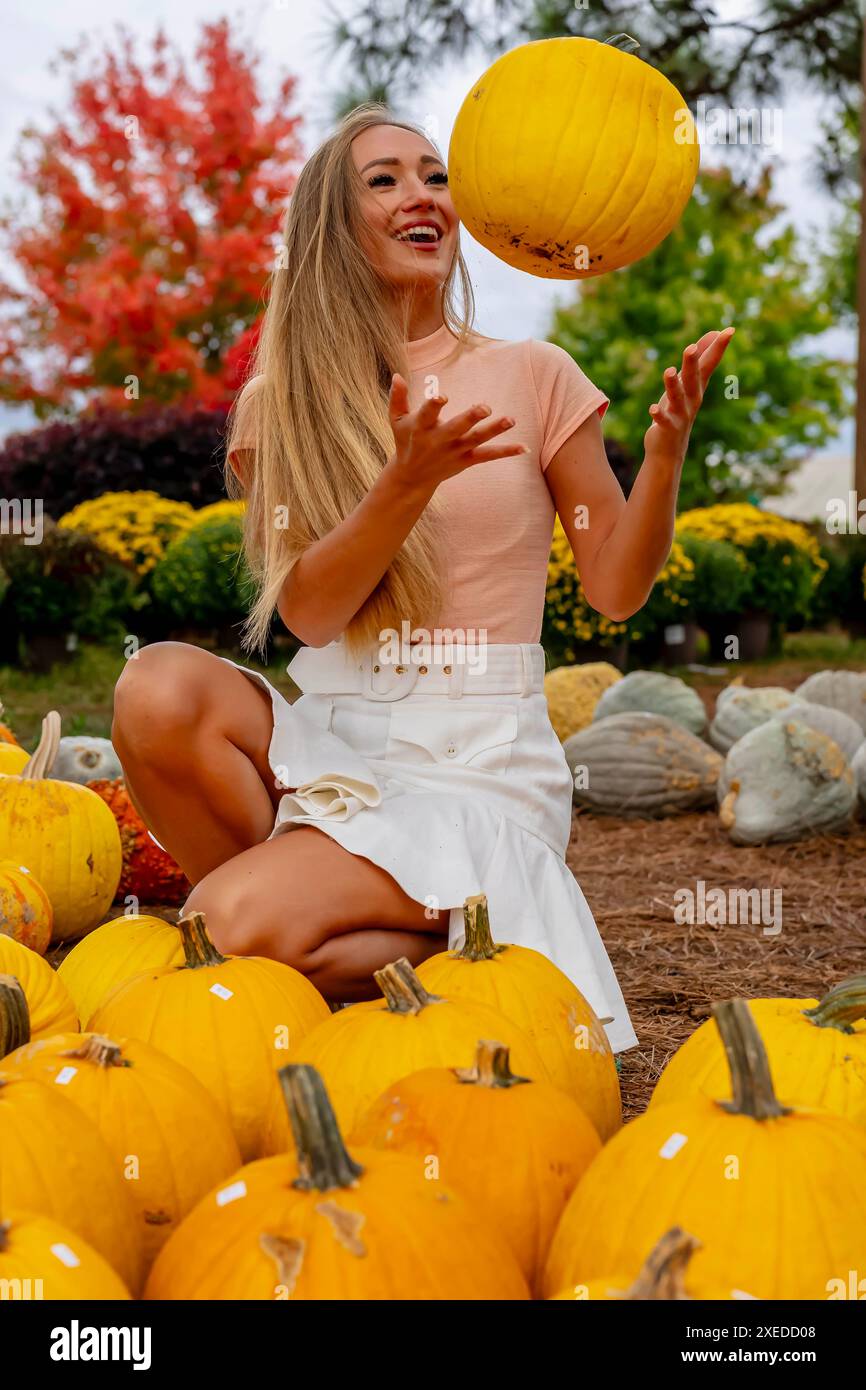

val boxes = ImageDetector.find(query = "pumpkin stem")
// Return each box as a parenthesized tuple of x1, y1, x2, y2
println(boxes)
(374, 958, 443, 1014)
(623, 1228, 701, 1300)
(453, 894, 506, 962)
(20, 710, 61, 782)
(713, 999, 790, 1120)
(802, 975, 866, 1034)
(0, 1221, 9, 1253)
(62, 1035, 132, 1069)
(603, 33, 641, 53)
(0, 975, 30, 1057)
(453, 1040, 531, 1088)
(177, 912, 228, 969)
(278, 1064, 364, 1192)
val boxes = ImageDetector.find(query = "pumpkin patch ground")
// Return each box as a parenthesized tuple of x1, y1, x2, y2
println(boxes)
(570, 810, 866, 1118)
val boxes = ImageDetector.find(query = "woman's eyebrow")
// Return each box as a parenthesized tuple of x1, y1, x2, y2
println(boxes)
(359, 154, 444, 173)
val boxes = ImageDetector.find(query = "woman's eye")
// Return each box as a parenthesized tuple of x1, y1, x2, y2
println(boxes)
(367, 170, 448, 188)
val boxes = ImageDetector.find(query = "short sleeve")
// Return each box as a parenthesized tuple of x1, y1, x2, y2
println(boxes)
(528, 340, 609, 471)
(227, 374, 264, 468)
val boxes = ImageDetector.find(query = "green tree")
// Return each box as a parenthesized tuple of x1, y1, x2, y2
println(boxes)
(325, 0, 862, 140)
(819, 107, 859, 322)
(550, 168, 849, 508)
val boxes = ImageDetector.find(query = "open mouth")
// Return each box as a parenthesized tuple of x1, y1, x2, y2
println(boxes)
(392, 224, 443, 248)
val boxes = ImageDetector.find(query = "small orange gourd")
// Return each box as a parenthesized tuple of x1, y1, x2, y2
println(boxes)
(0, 861, 53, 954)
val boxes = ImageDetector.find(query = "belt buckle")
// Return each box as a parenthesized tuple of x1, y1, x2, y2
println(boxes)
(361, 652, 420, 701)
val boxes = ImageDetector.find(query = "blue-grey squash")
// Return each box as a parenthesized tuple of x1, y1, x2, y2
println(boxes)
(852, 742, 866, 814)
(770, 701, 863, 763)
(717, 718, 857, 845)
(592, 670, 707, 737)
(709, 685, 798, 753)
(795, 670, 866, 734)
(48, 736, 122, 785)
(564, 712, 722, 817)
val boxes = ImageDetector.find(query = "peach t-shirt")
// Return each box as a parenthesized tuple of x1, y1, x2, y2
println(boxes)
(229, 324, 609, 643)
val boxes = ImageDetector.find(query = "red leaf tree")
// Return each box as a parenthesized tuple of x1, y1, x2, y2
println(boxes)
(0, 19, 304, 415)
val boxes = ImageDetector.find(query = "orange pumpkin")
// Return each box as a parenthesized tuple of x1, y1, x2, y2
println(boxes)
(145, 1064, 530, 1300)
(0, 1212, 132, 1300)
(417, 896, 621, 1139)
(351, 1039, 600, 1294)
(547, 1227, 758, 1301)
(0, 979, 143, 1292)
(0, 936, 78, 1038)
(267, 956, 549, 1143)
(58, 912, 184, 1025)
(89, 911, 331, 1160)
(0, 861, 53, 954)
(2, 1030, 242, 1268)
(0, 700, 20, 746)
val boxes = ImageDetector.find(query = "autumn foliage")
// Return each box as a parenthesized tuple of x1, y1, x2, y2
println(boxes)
(0, 19, 303, 415)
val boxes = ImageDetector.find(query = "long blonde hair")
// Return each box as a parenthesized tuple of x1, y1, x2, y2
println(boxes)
(225, 102, 478, 658)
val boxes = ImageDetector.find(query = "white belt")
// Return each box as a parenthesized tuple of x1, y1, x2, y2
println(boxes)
(287, 641, 546, 701)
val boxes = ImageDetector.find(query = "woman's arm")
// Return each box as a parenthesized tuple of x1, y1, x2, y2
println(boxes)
(234, 374, 529, 647)
(545, 328, 735, 621)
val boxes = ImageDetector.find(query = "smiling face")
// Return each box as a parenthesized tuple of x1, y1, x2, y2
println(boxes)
(351, 124, 458, 291)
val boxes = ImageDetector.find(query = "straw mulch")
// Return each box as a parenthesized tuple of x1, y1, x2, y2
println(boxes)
(568, 808, 866, 1121)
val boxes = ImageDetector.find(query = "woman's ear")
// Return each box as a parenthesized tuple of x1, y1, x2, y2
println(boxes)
(229, 447, 255, 488)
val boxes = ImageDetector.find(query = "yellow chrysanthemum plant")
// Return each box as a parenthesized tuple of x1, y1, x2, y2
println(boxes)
(625, 541, 696, 646)
(674, 503, 827, 625)
(58, 492, 197, 576)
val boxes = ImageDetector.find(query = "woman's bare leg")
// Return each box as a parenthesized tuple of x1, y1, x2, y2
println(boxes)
(182, 827, 447, 1000)
(112, 642, 283, 882)
(111, 642, 450, 998)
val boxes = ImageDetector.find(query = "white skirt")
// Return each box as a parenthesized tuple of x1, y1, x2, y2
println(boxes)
(221, 639, 638, 1053)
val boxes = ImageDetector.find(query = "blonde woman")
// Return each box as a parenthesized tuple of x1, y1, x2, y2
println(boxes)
(112, 105, 732, 1052)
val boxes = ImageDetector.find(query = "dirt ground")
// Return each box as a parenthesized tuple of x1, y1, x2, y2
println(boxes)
(573, 810, 866, 1119)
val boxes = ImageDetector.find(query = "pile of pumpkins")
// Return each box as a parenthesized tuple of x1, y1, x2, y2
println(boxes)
(1, 891, 865, 1300)
(0, 706, 188, 951)
(547, 665, 866, 844)
(3, 698, 866, 1301)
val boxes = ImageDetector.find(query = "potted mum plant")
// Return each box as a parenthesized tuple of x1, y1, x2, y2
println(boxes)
(675, 504, 826, 660)
(0, 519, 136, 671)
(626, 539, 696, 666)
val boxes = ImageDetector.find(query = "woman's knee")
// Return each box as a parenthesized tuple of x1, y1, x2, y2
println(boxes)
(181, 867, 309, 964)
(112, 642, 216, 761)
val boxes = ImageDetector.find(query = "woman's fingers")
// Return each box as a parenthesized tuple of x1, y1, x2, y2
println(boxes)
(462, 440, 530, 464)
(681, 344, 701, 404)
(457, 414, 520, 449)
(697, 326, 735, 387)
(388, 373, 412, 422)
(663, 365, 686, 415)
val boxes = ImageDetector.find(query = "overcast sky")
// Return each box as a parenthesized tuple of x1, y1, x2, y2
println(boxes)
(0, 0, 855, 459)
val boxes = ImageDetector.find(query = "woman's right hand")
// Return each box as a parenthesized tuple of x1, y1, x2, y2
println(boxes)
(386, 373, 528, 493)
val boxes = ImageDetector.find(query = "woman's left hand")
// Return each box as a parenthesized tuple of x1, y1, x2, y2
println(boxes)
(644, 327, 735, 466)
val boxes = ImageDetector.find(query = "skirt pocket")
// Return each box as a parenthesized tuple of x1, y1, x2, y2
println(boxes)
(385, 700, 519, 776)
